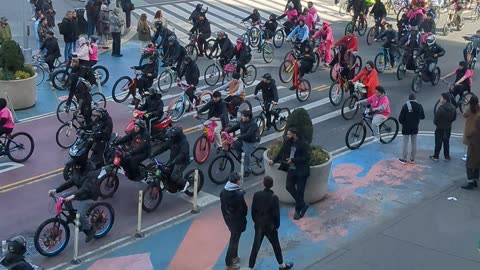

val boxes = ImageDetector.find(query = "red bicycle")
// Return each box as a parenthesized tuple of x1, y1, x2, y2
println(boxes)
(278, 58, 312, 102)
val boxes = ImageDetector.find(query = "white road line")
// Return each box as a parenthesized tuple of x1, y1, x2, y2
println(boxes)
(0, 162, 24, 174)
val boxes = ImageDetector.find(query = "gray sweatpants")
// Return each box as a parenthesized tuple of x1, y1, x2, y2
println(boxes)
(401, 134, 417, 160)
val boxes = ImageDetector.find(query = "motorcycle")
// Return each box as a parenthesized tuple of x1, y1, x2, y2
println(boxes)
(411, 56, 441, 93)
(125, 109, 172, 142)
(141, 157, 205, 212)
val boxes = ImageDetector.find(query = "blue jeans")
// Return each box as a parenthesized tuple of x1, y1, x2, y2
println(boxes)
(64, 42, 74, 62)
(87, 17, 95, 37)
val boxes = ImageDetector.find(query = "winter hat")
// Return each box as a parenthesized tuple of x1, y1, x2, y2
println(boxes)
(0, 98, 6, 110)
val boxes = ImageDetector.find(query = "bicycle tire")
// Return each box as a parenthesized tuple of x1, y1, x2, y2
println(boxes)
(6, 132, 35, 163)
(142, 183, 163, 212)
(460, 92, 473, 113)
(185, 44, 198, 62)
(208, 155, 234, 185)
(167, 98, 185, 122)
(91, 92, 107, 109)
(92, 65, 109, 86)
(206, 39, 220, 59)
(279, 60, 294, 83)
(431, 67, 441, 86)
(397, 7, 407, 22)
(341, 95, 359, 120)
(34, 218, 70, 257)
(411, 73, 422, 93)
(249, 26, 261, 48)
(374, 52, 386, 73)
(366, 27, 376, 45)
(193, 135, 211, 164)
(273, 29, 285, 48)
(184, 169, 205, 196)
(55, 123, 78, 149)
(56, 100, 78, 124)
(255, 115, 266, 136)
(157, 70, 173, 93)
(358, 19, 368, 36)
(273, 108, 290, 132)
(353, 55, 362, 75)
(251, 147, 266, 176)
(396, 63, 406, 80)
(379, 117, 399, 144)
(330, 63, 339, 81)
(345, 122, 367, 150)
(88, 202, 115, 238)
(296, 79, 311, 102)
(329, 82, 344, 106)
(262, 42, 275, 63)
(311, 52, 320, 73)
(242, 65, 257, 86)
(339, 1, 348, 16)
(33, 64, 46, 86)
(111, 76, 133, 103)
(51, 69, 69, 90)
(204, 63, 221, 86)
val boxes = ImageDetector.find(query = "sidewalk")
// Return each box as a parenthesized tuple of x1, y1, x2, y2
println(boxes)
(51, 134, 479, 270)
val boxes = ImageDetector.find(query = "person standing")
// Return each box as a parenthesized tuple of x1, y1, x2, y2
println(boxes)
(86, 0, 96, 37)
(430, 93, 456, 161)
(152, 10, 168, 31)
(37, 17, 50, 45)
(136, 13, 151, 48)
(0, 17, 12, 46)
(220, 172, 248, 270)
(461, 95, 480, 189)
(42, 0, 56, 28)
(110, 8, 123, 57)
(98, 4, 110, 49)
(59, 11, 76, 61)
(34, 13, 44, 49)
(270, 128, 311, 220)
(398, 94, 425, 164)
(120, 0, 133, 29)
(248, 176, 294, 270)
(71, 11, 81, 51)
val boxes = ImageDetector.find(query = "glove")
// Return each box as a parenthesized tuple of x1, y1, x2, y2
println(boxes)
(144, 113, 150, 119)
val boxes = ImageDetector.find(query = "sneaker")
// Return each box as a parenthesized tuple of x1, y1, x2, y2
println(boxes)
(462, 154, 467, 161)
(398, 158, 408, 165)
(429, 155, 439, 161)
(299, 205, 309, 219)
(85, 226, 97, 243)
(373, 136, 379, 142)
(280, 262, 294, 270)
(232, 257, 240, 264)
(409, 159, 415, 164)
(182, 181, 190, 193)
(445, 156, 451, 161)
(461, 181, 478, 190)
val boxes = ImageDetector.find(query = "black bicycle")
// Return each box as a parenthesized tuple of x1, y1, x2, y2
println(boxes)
(434, 79, 473, 114)
(253, 97, 290, 136)
(345, 104, 399, 150)
(0, 131, 35, 163)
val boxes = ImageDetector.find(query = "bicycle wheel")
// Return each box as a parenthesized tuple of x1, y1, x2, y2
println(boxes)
(87, 202, 115, 239)
(193, 135, 211, 164)
(206, 39, 219, 59)
(358, 19, 368, 36)
(111, 76, 132, 103)
(184, 169, 205, 197)
(33, 64, 46, 86)
(273, 108, 290, 132)
(330, 63, 340, 81)
(51, 69, 69, 90)
(279, 60, 294, 83)
(255, 116, 266, 136)
(92, 65, 109, 86)
(98, 173, 119, 198)
(56, 100, 78, 124)
(397, 7, 407, 22)
(379, 117, 399, 144)
(167, 98, 185, 122)
(345, 122, 367, 150)
(56, 123, 78, 149)
(459, 92, 473, 113)
(296, 79, 311, 102)
(329, 82, 344, 106)
(366, 27, 376, 45)
(411, 73, 422, 93)
(157, 70, 173, 93)
(197, 91, 212, 114)
(431, 67, 441, 85)
(341, 95, 359, 120)
(6, 132, 35, 163)
(262, 43, 275, 63)
(339, 1, 348, 16)
(345, 22, 354, 35)
(471, 7, 479, 21)
(185, 44, 198, 62)
(242, 65, 257, 86)
(374, 52, 386, 73)
(34, 218, 70, 257)
(273, 29, 285, 48)
(142, 183, 163, 212)
(91, 92, 107, 109)
(251, 147, 266, 176)
(353, 55, 362, 75)
(396, 63, 406, 80)
(204, 63, 221, 86)
(311, 52, 320, 73)
(443, 23, 449, 36)
(249, 27, 261, 48)
(208, 155, 234, 184)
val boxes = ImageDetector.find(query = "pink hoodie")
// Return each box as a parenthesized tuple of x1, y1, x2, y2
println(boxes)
(0, 107, 14, 129)
(366, 94, 390, 118)
(312, 25, 334, 44)
(299, 13, 315, 31)
(284, 9, 298, 22)
(309, 6, 318, 19)
(89, 43, 98, 61)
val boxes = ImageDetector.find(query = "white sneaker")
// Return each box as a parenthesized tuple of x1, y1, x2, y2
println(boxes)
(182, 181, 190, 193)
(462, 156, 467, 161)
(373, 136, 379, 142)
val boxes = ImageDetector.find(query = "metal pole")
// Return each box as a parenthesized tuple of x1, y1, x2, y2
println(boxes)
(1, 240, 7, 254)
(190, 169, 200, 214)
(240, 152, 245, 185)
(71, 213, 81, 264)
(3, 92, 18, 123)
(23, 0, 32, 64)
(135, 190, 145, 238)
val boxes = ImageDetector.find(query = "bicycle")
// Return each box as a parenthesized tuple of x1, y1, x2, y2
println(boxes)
(442, 5, 464, 36)
(374, 45, 402, 73)
(329, 66, 354, 106)
(411, 56, 441, 93)
(31, 54, 65, 86)
(396, 48, 416, 80)
(184, 32, 216, 62)
(207, 131, 266, 184)
(204, 58, 257, 86)
(34, 194, 114, 257)
(341, 81, 368, 120)
(166, 82, 212, 122)
(56, 92, 107, 124)
(329, 50, 363, 81)
(433, 79, 473, 114)
(157, 64, 180, 93)
(55, 111, 85, 149)
(345, 105, 399, 149)
(345, 13, 368, 36)
(240, 22, 261, 48)
(313, 42, 337, 72)
(50, 61, 110, 91)
(255, 25, 275, 63)
(278, 57, 312, 102)
(470, 2, 480, 21)
(463, 35, 478, 70)
(138, 42, 164, 66)
(284, 41, 321, 73)
(111, 70, 151, 104)
(366, 18, 386, 45)
(193, 117, 235, 164)
(253, 97, 290, 136)
(339, 0, 354, 16)
(273, 23, 286, 48)
(0, 131, 35, 163)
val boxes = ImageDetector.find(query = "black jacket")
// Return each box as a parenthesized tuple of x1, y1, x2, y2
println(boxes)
(370, 2, 387, 18)
(92, 114, 113, 141)
(378, 30, 397, 44)
(242, 12, 261, 23)
(420, 18, 436, 34)
(116, 129, 151, 156)
(60, 17, 76, 43)
(233, 43, 251, 63)
(301, 50, 316, 67)
(164, 40, 185, 64)
(190, 19, 211, 37)
(220, 184, 248, 233)
(134, 62, 158, 80)
(227, 119, 259, 143)
(179, 61, 200, 86)
(40, 37, 61, 58)
(434, 102, 456, 129)
(152, 132, 190, 165)
(55, 169, 101, 201)
(398, 101, 425, 135)
(251, 189, 280, 229)
(0, 253, 34, 270)
(188, 6, 204, 25)
(197, 99, 228, 127)
(213, 36, 234, 59)
(138, 94, 164, 119)
(67, 76, 92, 104)
(254, 79, 279, 102)
(416, 43, 445, 62)
(273, 137, 311, 177)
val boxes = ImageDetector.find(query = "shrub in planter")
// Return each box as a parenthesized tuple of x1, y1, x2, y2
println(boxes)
(0, 40, 34, 80)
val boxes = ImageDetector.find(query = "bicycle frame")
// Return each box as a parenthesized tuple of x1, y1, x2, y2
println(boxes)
(219, 132, 245, 163)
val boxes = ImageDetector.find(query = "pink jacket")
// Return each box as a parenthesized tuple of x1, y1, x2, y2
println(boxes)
(284, 9, 298, 22)
(407, 9, 424, 20)
(309, 7, 318, 20)
(89, 44, 98, 61)
(0, 107, 14, 129)
(312, 26, 334, 44)
(299, 13, 315, 31)
(366, 94, 390, 118)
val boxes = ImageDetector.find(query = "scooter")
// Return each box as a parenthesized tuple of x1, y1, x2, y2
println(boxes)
(125, 109, 172, 142)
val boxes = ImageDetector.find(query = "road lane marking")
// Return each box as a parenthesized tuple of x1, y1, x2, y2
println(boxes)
(0, 162, 24, 174)
(0, 168, 62, 192)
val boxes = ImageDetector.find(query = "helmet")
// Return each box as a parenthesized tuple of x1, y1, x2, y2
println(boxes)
(269, 14, 277, 20)
(7, 236, 27, 256)
(168, 36, 176, 42)
(426, 35, 436, 46)
(287, 2, 294, 9)
(217, 31, 225, 37)
(134, 119, 146, 130)
(236, 37, 245, 43)
(232, 72, 241, 80)
(262, 73, 272, 80)
(167, 126, 183, 139)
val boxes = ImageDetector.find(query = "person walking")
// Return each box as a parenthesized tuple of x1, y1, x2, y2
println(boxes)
(248, 176, 294, 270)
(398, 94, 425, 164)
(430, 93, 456, 161)
(120, 0, 133, 29)
(98, 4, 110, 49)
(59, 11, 76, 61)
(461, 95, 480, 189)
(0, 17, 12, 46)
(270, 128, 311, 220)
(220, 172, 248, 270)
(110, 8, 123, 57)
(136, 13, 151, 48)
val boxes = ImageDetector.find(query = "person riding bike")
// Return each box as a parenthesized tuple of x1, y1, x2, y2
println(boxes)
(406, 5, 425, 27)
(113, 119, 151, 181)
(440, 61, 473, 107)
(195, 90, 228, 152)
(224, 110, 260, 177)
(219, 72, 246, 118)
(299, 8, 315, 32)
(415, 35, 445, 83)
(163, 36, 186, 76)
(39, 30, 61, 73)
(150, 126, 190, 192)
(452, 0, 466, 26)
(137, 87, 165, 128)
(151, 21, 176, 53)
(211, 31, 234, 66)
(463, 29, 480, 65)
(307, 1, 320, 24)
(0, 98, 14, 140)
(66, 73, 93, 128)
(241, 8, 261, 25)
(264, 14, 279, 40)
(351, 60, 379, 98)
(254, 73, 279, 131)
(356, 85, 391, 142)
(420, 12, 436, 34)
(178, 56, 200, 109)
(375, 23, 398, 68)
(189, 12, 211, 57)
(347, 0, 367, 29)
(89, 108, 113, 168)
(131, 56, 158, 105)
(232, 37, 252, 76)
(370, 0, 387, 36)
(287, 19, 310, 52)
(297, 42, 315, 80)
(0, 236, 35, 270)
(399, 26, 422, 70)
(330, 43, 355, 80)
(188, 3, 207, 25)
(335, 30, 359, 52)
(311, 20, 334, 67)
(278, 2, 298, 35)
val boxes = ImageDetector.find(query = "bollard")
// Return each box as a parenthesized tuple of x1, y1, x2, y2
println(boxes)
(2, 240, 7, 255)
(71, 213, 81, 264)
(240, 152, 245, 185)
(96, 74, 104, 95)
(135, 190, 145, 238)
(190, 169, 200, 214)
(3, 92, 18, 123)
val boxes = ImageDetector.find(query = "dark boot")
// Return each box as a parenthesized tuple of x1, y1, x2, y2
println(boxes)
(461, 181, 478, 190)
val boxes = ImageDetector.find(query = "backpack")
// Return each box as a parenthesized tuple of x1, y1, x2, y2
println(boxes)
(77, 77, 92, 92)
(58, 22, 65, 35)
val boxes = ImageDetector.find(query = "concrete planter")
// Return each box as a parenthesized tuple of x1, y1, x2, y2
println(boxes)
(264, 149, 332, 204)
(0, 73, 37, 110)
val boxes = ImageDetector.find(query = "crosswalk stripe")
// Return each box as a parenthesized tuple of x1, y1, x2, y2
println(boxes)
(215, 0, 274, 20)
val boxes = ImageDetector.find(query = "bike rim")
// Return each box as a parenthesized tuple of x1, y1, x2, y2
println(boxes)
(90, 205, 112, 236)
(57, 125, 77, 148)
(7, 134, 33, 161)
(38, 222, 67, 254)
(100, 175, 117, 194)
(348, 124, 365, 148)
(212, 157, 233, 183)
(275, 109, 289, 131)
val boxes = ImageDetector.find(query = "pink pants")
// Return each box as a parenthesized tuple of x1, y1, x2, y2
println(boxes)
(319, 42, 333, 64)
